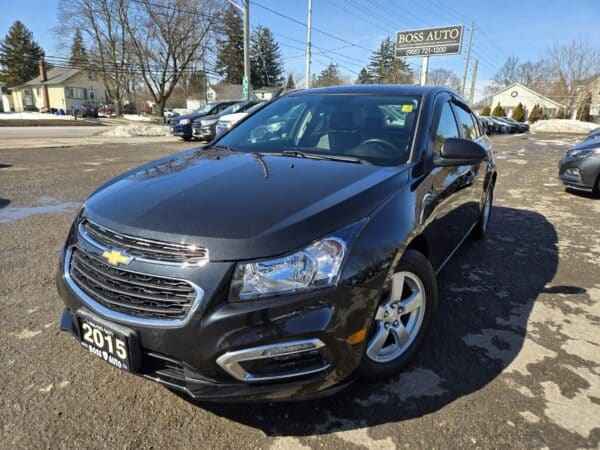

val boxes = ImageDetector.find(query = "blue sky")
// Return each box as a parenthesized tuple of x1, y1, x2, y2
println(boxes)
(2, 0, 599, 99)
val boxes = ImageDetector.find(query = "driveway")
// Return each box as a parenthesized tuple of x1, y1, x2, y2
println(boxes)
(0, 133, 598, 449)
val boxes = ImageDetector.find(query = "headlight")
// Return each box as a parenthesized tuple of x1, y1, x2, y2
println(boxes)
(570, 148, 600, 158)
(201, 118, 218, 126)
(229, 221, 365, 301)
(179, 118, 191, 125)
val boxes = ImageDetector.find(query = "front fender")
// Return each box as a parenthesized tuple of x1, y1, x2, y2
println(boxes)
(339, 183, 423, 295)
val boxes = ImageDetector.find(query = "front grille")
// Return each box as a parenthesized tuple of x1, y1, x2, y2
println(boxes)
(69, 248, 197, 319)
(80, 219, 208, 265)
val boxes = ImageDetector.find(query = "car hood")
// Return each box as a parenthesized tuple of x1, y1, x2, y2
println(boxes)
(219, 112, 247, 123)
(194, 114, 219, 124)
(84, 148, 409, 260)
(570, 139, 600, 152)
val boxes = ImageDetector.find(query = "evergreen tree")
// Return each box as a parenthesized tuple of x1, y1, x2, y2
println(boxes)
(69, 28, 88, 67)
(491, 102, 506, 117)
(285, 73, 295, 89)
(313, 63, 344, 87)
(250, 25, 284, 89)
(528, 104, 540, 123)
(0, 21, 44, 90)
(576, 93, 591, 121)
(215, 4, 244, 84)
(367, 37, 412, 84)
(356, 67, 372, 84)
(480, 105, 491, 116)
(511, 102, 525, 122)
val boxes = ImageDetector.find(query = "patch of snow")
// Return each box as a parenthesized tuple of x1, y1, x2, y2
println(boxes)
(122, 114, 156, 122)
(0, 111, 74, 120)
(531, 119, 599, 134)
(99, 124, 168, 137)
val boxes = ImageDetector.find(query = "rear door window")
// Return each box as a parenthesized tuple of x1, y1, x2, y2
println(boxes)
(451, 102, 478, 140)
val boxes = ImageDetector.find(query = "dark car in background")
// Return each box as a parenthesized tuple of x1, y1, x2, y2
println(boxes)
(70, 103, 99, 118)
(559, 139, 600, 194)
(500, 117, 529, 133)
(478, 116, 495, 134)
(585, 128, 600, 142)
(486, 117, 510, 134)
(192, 101, 257, 141)
(170, 101, 237, 140)
(56, 85, 496, 401)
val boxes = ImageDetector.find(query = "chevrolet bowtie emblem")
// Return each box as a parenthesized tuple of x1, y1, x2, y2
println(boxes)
(101, 249, 132, 266)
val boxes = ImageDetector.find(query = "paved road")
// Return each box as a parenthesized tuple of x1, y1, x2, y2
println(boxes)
(0, 126, 107, 139)
(0, 133, 598, 449)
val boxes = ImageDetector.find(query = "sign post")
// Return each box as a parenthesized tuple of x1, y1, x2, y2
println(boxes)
(395, 25, 464, 87)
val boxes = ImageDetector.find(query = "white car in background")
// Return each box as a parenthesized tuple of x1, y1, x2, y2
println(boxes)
(215, 102, 266, 136)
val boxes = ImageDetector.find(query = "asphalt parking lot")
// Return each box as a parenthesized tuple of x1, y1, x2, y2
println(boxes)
(0, 132, 598, 449)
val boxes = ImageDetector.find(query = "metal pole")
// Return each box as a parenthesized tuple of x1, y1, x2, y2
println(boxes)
(305, 0, 312, 88)
(420, 56, 429, 86)
(243, 0, 250, 100)
(469, 59, 478, 104)
(461, 21, 474, 96)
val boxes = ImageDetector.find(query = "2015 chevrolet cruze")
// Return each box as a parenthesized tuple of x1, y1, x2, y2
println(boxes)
(57, 85, 496, 401)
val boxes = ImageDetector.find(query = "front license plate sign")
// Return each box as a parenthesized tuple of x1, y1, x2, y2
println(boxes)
(79, 318, 131, 371)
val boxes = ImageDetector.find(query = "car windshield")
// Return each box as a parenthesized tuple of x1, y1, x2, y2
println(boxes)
(215, 94, 421, 166)
(195, 103, 216, 114)
(220, 102, 246, 116)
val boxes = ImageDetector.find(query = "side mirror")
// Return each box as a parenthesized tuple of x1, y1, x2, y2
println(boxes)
(434, 138, 487, 167)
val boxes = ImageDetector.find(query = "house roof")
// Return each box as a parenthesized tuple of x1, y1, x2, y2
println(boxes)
(490, 82, 566, 109)
(11, 68, 81, 89)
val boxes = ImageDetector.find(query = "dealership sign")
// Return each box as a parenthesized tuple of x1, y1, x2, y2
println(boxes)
(395, 25, 464, 58)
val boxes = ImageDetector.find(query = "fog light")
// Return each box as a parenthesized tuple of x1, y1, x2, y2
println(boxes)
(262, 342, 318, 357)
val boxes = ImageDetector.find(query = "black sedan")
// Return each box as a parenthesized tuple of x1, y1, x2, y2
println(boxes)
(56, 85, 496, 401)
(559, 139, 600, 194)
(192, 101, 257, 141)
(169, 101, 237, 140)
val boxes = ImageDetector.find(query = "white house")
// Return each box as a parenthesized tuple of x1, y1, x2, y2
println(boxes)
(489, 83, 566, 119)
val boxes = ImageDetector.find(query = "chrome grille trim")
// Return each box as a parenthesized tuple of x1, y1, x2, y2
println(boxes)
(64, 248, 204, 328)
(78, 219, 209, 267)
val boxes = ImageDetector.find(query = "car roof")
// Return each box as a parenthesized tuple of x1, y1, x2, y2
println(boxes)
(287, 84, 455, 100)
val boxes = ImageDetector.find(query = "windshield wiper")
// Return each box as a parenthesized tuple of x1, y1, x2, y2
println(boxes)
(280, 150, 371, 165)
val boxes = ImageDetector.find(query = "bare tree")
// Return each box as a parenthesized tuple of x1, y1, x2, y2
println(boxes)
(119, 0, 221, 117)
(493, 56, 521, 87)
(545, 38, 600, 113)
(58, 0, 133, 115)
(428, 68, 461, 91)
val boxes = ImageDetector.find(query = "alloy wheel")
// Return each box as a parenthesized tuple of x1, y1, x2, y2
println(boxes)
(366, 271, 426, 363)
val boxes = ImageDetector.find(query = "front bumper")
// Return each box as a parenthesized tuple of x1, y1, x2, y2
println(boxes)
(56, 235, 379, 401)
(169, 124, 193, 139)
(192, 125, 216, 141)
(558, 156, 600, 192)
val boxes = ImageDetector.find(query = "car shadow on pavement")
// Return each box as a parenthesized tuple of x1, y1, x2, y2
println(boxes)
(0, 198, 10, 209)
(565, 187, 599, 200)
(197, 206, 562, 436)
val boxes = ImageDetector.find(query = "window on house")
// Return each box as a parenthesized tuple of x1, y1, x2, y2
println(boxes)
(66, 87, 87, 99)
(88, 72, 97, 81)
(23, 89, 32, 98)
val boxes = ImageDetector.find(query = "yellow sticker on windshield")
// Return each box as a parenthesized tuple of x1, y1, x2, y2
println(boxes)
(402, 104, 414, 112)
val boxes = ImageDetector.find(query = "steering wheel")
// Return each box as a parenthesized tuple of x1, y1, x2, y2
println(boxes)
(358, 138, 397, 154)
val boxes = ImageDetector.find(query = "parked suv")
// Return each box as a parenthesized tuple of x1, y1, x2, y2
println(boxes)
(192, 101, 257, 141)
(170, 101, 237, 140)
(57, 85, 496, 401)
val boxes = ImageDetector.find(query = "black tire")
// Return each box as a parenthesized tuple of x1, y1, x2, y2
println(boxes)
(359, 249, 438, 381)
(473, 184, 494, 239)
(182, 136, 192, 142)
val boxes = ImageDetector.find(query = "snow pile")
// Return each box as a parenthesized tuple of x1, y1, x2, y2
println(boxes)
(122, 114, 156, 122)
(99, 124, 168, 137)
(0, 111, 74, 120)
(531, 119, 599, 134)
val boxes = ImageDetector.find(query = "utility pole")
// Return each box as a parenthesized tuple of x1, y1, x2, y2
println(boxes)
(461, 21, 474, 97)
(469, 58, 478, 104)
(305, 0, 312, 89)
(243, 0, 250, 100)
(225, 0, 250, 100)
(420, 56, 429, 86)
